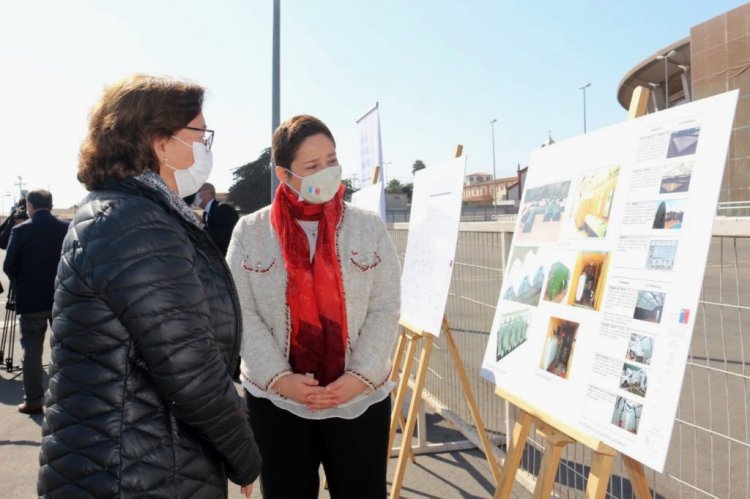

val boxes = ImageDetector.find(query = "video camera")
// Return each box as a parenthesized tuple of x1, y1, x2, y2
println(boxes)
(10, 203, 28, 222)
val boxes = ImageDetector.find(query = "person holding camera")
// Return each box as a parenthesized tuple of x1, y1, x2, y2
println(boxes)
(0, 197, 29, 250)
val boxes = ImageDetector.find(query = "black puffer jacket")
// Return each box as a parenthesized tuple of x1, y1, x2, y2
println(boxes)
(38, 179, 261, 498)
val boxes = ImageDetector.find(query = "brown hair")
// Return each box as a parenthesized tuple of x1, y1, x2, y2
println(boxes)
(272, 115, 335, 170)
(78, 74, 204, 190)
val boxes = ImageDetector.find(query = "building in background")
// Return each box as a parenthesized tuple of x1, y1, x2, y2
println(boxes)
(465, 172, 493, 185)
(463, 173, 518, 207)
(506, 166, 529, 205)
(617, 3, 750, 205)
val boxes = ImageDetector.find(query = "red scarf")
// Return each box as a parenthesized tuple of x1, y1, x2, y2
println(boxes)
(270, 183, 348, 386)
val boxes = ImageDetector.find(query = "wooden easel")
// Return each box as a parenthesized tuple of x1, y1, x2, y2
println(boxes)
(492, 386, 651, 499)
(387, 144, 501, 499)
(388, 318, 501, 499)
(492, 87, 654, 499)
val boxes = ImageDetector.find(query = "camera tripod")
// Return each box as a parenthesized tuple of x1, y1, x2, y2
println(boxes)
(0, 283, 18, 372)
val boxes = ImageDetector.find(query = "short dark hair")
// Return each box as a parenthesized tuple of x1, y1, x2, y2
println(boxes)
(272, 115, 335, 170)
(27, 189, 53, 210)
(78, 74, 205, 190)
(200, 183, 216, 196)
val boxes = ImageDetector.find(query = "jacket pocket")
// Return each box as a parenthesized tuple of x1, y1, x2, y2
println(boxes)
(348, 250, 381, 272)
(240, 256, 276, 274)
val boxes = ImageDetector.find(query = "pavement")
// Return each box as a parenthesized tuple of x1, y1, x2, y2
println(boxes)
(0, 253, 531, 498)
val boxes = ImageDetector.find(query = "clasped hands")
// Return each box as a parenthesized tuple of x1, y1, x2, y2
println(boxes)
(273, 373, 367, 410)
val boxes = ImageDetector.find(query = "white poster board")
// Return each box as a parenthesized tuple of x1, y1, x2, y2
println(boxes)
(481, 90, 738, 472)
(400, 157, 466, 336)
(350, 181, 386, 221)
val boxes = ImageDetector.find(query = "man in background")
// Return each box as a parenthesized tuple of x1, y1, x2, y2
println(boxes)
(3, 189, 68, 414)
(196, 183, 239, 255)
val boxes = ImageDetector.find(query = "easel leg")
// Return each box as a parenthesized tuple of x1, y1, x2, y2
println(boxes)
(388, 329, 416, 463)
(444, 326, 501, 484)
(585, 450, 615, 499)
(533, 440, 565, 498)
(494, 410, 532, 499)
(390, 334, 434, 499)
(388, 332, 419, 456)
(622, 455, 651, 499)
(528, 420, 576, 499)
(398, 412, 416, 463)
(389, 330, 407, 383)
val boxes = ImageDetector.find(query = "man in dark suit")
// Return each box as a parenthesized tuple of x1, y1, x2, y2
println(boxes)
(196, 183, 239, 255)
(3, 189, 68, 414)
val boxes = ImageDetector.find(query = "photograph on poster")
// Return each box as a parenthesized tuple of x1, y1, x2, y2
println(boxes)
(568, 166, 620, 238)
(626, 333, 655, 365)
(646, 239, 678, 270)
(620, 363, 649, 397)
(666, 127, 701, 158)
(611, 396, 643, 435)
(544, 261, 571, 303)
(502, 246, 544, 306)
(659, 162, 693, 194)
(633, 290, 666, 324)
(516, 180, 571, 242)
(652, 199, 686, 230)
(495, 308, 531, 362)
(539, 317, 579, 379)
(568, 251, 610, 311)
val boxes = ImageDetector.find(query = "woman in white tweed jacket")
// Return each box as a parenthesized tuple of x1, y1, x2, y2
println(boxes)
(227, 115, 400, 498)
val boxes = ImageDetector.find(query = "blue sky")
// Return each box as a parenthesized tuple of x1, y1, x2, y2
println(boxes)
(1, 0, 746, 210)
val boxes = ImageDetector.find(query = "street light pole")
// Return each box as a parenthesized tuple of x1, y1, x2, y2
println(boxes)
(270, 0, 281, 198)
(490, 119, 497, 182)
(490, 119, 498, 213)
(15, 176, 26, 200)
(656, 49, 676, 109)
(579, 83, 591, 133)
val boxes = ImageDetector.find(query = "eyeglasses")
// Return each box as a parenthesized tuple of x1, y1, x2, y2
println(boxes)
(184, 126, 215, 150)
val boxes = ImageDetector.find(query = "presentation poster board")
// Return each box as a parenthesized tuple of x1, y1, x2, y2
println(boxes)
(400, 157, 466, 336)
(350, 181, 386, 221)
(481, 90, 738, 472)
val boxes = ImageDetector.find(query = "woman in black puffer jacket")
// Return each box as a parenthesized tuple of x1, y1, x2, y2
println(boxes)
(38, 74, 261, 498)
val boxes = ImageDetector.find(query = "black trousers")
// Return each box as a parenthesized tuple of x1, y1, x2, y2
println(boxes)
(245, 391, 390, 499)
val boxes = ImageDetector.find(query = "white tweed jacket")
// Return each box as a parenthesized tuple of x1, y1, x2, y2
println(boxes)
(227, 202, 401, 393)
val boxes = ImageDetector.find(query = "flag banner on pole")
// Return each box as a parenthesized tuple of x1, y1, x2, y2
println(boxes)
(356, 103, 382, 186)
(355, 103, 386, 220)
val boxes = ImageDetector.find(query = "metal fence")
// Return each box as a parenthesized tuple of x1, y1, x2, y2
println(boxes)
(388, 218, 750, 499)
(386, 205, 519, 224)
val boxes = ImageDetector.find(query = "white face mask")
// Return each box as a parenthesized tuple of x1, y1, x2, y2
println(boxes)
(287, 165, 342, 204)
(164, 136, 213, 197)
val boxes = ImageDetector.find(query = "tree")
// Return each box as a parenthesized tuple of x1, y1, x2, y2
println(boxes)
(386, 178, 403, 193)
(342, 178, 357, 191)
(412, 159, 426, 175)
(402, 182, 414, 202)
(228, 148, 273, 214)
